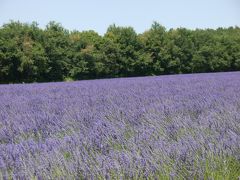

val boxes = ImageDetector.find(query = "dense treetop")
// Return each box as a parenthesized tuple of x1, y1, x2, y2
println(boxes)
(0, 21, 239, 83)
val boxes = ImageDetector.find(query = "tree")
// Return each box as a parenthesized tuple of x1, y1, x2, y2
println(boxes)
(68, 30, 103, 79)
(104, 24, 151, 77)
(140, 22, 167, 75)
(0, 21, 240, 83)
(43, 21, 70, 81)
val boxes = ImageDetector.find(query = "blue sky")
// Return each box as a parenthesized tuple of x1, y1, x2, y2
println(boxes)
(0, 0, 239, 35)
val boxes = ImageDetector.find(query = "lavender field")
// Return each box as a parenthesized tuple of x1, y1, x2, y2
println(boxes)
(0, 72, 240, 179)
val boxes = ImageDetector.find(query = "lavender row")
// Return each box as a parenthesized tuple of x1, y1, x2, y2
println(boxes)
(0, 72, 240, 179)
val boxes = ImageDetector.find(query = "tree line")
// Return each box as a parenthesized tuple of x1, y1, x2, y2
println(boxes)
(0, 21, 240, 83)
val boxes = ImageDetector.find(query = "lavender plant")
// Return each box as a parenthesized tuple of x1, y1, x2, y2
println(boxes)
(0, 72, 240, 179)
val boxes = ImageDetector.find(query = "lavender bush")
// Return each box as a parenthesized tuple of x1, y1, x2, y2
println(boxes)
(0, 72, 240, 179)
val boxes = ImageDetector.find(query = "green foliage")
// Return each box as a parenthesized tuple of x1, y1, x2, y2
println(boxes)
(203, 154, 240, 180)
(0, 21, 240, 83)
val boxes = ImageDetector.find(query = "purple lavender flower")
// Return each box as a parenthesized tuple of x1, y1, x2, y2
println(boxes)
(0, 72, 239, 178)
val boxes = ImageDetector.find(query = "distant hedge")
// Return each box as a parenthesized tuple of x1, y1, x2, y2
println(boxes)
(0, 21, 240, 83)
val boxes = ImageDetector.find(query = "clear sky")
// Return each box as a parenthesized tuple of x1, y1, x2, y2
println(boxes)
(0, 0, 239, 35)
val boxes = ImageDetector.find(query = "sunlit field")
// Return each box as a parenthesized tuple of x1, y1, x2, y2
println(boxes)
(0, 72, 240, 179)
